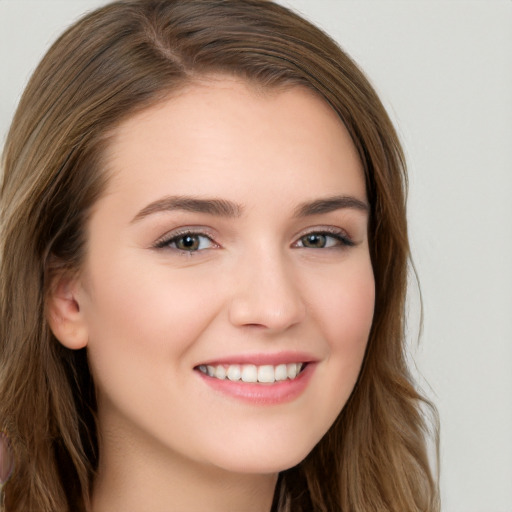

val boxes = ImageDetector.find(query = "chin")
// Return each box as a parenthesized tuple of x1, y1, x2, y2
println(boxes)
(208, 436, 318, 475)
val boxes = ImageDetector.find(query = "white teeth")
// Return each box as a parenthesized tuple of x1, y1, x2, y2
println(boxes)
(227, 364, 241, 381)
(257, 365, 275, 383)
(214, 365, 226, 380)
(287, 363, 298, 379)
(241, 364, 258, 383)
(274, 364, 288, 381)
(198, 362, 305, 383)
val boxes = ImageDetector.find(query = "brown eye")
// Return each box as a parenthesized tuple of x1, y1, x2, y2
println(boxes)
(296, 231, 354, 249)
(176, 234, 201, 251)
(300, 233, 328, 248)
(155, 232, 215, 251)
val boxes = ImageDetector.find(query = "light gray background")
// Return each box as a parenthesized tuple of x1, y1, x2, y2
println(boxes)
(1, 1, 511, 510)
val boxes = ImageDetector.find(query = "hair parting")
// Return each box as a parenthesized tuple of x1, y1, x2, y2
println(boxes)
(0, 1, 439, 510)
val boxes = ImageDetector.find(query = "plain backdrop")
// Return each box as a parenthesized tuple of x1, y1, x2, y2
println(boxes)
(1, 1, 511, 511)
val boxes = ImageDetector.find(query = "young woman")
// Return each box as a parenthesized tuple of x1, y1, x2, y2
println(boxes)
(0, 0, 439, 510)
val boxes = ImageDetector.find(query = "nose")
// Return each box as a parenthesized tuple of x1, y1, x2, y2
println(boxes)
(228, 249, 307, 332)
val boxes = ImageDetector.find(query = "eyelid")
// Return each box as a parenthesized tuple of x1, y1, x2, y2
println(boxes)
(152, 227, 219, 251)
(151, 225, 356, 252)
(292, 226, 355, 248)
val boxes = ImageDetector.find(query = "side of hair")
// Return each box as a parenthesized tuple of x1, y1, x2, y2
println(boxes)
(0, 1, 439, 510)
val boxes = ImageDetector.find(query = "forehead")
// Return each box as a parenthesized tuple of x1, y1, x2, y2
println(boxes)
(101, 76, 366, 207)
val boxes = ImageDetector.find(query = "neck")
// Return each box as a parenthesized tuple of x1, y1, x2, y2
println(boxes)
(90, 419, 278, 512)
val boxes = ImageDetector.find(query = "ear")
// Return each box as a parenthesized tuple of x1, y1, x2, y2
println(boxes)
(46, 272, 89, 350)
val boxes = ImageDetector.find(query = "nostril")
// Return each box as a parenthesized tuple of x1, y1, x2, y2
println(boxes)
(228, 293, 306, 332)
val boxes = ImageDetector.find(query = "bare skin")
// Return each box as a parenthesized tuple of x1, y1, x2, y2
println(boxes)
(49, 76, 374, 511)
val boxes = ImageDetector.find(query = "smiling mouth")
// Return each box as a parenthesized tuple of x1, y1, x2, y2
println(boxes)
(196, 363, 306, 384)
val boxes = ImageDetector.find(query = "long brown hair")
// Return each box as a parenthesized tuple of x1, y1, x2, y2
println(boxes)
(0, 1, 439, 510)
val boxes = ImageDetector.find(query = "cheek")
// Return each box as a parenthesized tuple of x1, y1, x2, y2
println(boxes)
(316, 260, 375, 350)
(309, 259, 375, 403)
(79, 259, 227, 451)
(80, 256, 222, 376)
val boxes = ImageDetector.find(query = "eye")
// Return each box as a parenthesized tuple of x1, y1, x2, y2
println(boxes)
(295, 231, 354, 249)
(154, 231, 215, 252)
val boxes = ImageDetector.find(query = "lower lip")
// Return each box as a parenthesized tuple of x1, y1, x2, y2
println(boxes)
(195, 363, 315, 405)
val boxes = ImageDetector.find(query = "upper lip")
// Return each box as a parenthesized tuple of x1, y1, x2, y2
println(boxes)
(195, 351, 318, 367)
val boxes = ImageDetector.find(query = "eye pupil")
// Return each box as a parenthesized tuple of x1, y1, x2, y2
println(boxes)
(303, 234, 326, 248)
(177, 235, 199, 250)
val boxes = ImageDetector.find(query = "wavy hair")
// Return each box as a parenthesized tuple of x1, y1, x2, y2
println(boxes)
(0, 1, 439, 510)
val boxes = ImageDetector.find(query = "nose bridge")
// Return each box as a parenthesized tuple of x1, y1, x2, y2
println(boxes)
(228, 243, 306, 331)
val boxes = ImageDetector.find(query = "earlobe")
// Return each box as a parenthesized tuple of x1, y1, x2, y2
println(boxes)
(46, 274, 89, 350)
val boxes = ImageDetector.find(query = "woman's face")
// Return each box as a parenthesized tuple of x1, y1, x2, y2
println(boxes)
(74, 77, 374, 474)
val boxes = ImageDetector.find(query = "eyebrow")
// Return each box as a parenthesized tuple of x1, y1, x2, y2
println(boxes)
(131, 193, 369, 223)
(293, 195, 369, 217)
(131, 195, 243, 222)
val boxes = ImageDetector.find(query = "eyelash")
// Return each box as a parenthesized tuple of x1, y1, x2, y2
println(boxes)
(293, 228, 355, 249)
(153, 227, 354, 253)
(153, 229, 217, 252)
